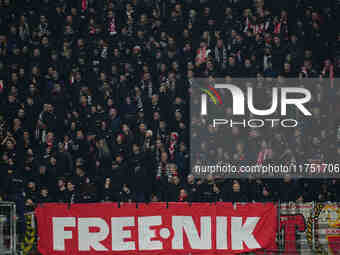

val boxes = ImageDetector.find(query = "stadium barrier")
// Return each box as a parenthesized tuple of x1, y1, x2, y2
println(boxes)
(0, 201, 16, 255)
(19, 202, 340, 255)
(21, 212, 36, 255)
(278, 201, 340, 255)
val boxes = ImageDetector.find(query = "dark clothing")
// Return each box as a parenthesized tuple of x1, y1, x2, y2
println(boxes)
(0, 0, 337, 213)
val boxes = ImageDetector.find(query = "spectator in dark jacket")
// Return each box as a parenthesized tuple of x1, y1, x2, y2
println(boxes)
(222, 180, 248, 202)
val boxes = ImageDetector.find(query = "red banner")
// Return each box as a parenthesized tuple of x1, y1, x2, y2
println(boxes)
(35, 202, 277, 255)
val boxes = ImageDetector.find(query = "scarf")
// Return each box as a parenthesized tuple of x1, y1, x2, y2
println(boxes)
(64, 141, 70, 151)
(39, 23, 48, 35)
(169, 132, 178, 160)
(196, 47, 210, 63)
(214, 45, 227, 68)
(253, 23, 266, 35)
(89, 25, 96, 34)
(147, 81, 153, 98)
(101, 47, 108, 59)
(257, 149, 271, 165)
(274, 22, 281, 34)
(46, 136, 53, 148)
(19, 23, 30, 41)
(127, 10, 134, 20)
(236, 50, 242, 63)
(136, 95, 143, 111)
(322, 64, 334, 88)
(141, 80, 153, 98)
(301, 66, 308, 77)
(265, 35, 272, 44)
(109, 17, 116, 35)
(35, 127, 40, 141)
(82, 0, 87, 11)
(178, 192, 188, 201)
(263, 55, 272, 71)
(41, 129, 47, 144)
(243, 17, 252, 33)
(274, 19, 288, 39)
(156, 162, 171, 180)
(70, 74, 74, 85)
(0, 80, 3, 93)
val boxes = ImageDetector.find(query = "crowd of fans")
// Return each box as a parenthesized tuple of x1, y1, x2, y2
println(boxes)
(0, 0, 340, 226)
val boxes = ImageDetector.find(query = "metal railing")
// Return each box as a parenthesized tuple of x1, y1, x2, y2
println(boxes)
(0, 202, 16, 255)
